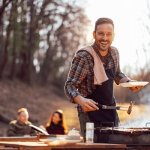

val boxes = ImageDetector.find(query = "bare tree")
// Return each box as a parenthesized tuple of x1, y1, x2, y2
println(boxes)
(39, 2, 90, 85)
(0, 0, 90, 88)
(0, 0, 12, 78)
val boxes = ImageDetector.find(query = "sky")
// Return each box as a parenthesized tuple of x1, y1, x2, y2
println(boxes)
(81, 0, 150, 73)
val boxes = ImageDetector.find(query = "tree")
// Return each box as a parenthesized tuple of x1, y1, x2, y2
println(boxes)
(39, 1, 89, 86)
(0, 0, 13, 78)
(134, 0, 150, 81)
(0, 0, 90, 89)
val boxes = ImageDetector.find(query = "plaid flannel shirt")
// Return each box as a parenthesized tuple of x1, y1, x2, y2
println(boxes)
(64, 46, 130, 102)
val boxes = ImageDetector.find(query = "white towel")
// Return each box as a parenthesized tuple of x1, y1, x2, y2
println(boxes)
(77, 46, 108, 85)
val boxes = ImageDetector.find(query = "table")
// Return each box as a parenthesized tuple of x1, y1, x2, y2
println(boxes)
(0, 136, 127, 150)
(0, 142, 127, 150)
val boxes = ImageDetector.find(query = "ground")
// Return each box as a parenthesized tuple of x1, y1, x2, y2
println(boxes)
(0, 80, 80, 136)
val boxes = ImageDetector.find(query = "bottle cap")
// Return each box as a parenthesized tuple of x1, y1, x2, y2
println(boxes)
(86, 122, 94, 129)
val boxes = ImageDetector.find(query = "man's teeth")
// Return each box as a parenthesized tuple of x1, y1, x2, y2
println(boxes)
(101, 42, 107, 44)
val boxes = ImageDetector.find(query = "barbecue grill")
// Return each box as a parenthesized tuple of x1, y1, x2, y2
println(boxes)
(95, 125, 150, 144)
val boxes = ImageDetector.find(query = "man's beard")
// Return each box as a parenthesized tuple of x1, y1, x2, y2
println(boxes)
(95, 41, 110, 52)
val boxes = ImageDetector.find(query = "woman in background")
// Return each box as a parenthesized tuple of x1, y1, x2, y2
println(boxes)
(46, 109, 67, 135)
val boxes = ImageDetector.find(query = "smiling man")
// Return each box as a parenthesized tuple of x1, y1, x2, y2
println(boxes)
(64, 18, 140, 142)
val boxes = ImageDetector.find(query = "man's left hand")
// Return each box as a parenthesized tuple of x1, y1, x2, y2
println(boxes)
(129, 86, 144, 92)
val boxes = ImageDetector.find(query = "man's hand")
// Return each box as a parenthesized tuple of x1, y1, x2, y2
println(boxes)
(74, 95, 99, 112)
(129, 86, 144, 92)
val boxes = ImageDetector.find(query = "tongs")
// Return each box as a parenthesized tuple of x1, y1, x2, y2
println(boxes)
(98, 101, 133, 115)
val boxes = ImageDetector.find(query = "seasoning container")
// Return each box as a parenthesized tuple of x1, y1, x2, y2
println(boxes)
(86, 122, 94, 143)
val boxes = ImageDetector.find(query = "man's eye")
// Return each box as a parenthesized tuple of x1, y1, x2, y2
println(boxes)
(107, 33, 112, 36)
(98, 33, 104, 36)
(98, 33, 112, 36)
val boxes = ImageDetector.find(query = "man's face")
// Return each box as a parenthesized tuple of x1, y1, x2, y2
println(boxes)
(93, 23, 114, 51)
(18, 111, 29, 124)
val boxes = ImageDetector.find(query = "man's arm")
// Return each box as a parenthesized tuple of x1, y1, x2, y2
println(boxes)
(30, 127, 37, 136)
(64, 51, 99, 112)
(7, 123, 17, 136)
(28, 122, 37, 136)
(114, 59, 131, 85)
(64, 51, 89, 102)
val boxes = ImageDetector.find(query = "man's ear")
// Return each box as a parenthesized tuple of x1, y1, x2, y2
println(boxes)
(93, 31, 96, 39)
(112, 32, 115, 41)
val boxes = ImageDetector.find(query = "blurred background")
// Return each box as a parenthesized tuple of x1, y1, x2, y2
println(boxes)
(0, 0, 150, 136)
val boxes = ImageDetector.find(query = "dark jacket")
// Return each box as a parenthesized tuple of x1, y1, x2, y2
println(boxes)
(7, 120, 36, 136)
(46, 122, 65, 135)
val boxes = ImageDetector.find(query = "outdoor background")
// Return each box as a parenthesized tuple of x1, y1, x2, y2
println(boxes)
(0, 0, 150, 136)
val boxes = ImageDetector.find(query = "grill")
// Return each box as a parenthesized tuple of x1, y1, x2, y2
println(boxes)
(95, 126, 150, 144)
(98, 127, 150, 135)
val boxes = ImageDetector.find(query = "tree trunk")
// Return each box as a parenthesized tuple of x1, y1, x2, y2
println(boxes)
(0, 0, 12, 78)
(25, 0, 36, 84)
(9, 0, 18, 79)
(0, 7, 13, 78)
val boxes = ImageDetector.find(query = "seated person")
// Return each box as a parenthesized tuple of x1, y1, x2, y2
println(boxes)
(7, 108, 36, 136)
(45, 109, 67, 135)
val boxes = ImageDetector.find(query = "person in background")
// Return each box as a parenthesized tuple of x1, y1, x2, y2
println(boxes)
(7, 108, 36, 136)
(45, 109, 67, 135)
(64, 17, 143, 141)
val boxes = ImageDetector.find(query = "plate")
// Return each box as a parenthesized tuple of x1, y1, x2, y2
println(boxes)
(119, 81, 149, 87)
(39, 137, 82, 143)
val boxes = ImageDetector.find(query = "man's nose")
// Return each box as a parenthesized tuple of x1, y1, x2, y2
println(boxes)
(102, 34, 107, 40)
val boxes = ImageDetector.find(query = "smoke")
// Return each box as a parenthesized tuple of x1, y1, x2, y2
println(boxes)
(119, 84, 150, 128)
(120, 119, 150, 128)
(139, 92, 150, 104)
(119, 104, 150, 128)
(137, 84, 150, 103)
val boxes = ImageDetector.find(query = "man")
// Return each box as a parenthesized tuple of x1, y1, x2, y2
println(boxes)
(64, 18, 142, 141)
(7, 108, 36, 136)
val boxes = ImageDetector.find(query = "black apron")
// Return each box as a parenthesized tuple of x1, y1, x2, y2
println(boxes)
(87, 68, 119, 127)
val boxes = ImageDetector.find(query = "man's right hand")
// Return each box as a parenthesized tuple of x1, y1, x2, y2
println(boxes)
(73, 95, 99, 112)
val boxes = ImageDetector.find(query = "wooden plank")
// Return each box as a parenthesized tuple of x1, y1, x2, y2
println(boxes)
(77, 143, 126, 148)
(0, 148, 18, 150)
(0, 136, 38, 142)
(0, 141, 126, 149)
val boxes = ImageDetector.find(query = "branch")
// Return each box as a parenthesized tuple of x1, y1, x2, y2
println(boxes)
(0, 0, 13, 18)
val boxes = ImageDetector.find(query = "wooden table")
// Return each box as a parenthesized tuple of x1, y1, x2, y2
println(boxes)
(0, 136, 127, 150)
(0, 141, 126, 150)
(0, 137, 38, 142)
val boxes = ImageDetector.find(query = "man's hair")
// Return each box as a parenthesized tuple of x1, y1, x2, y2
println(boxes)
(17, 108, 28, 115)
(94, 17, 114, 31)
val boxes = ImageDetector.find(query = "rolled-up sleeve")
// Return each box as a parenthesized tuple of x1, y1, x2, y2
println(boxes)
(64, 52, 88, 102)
